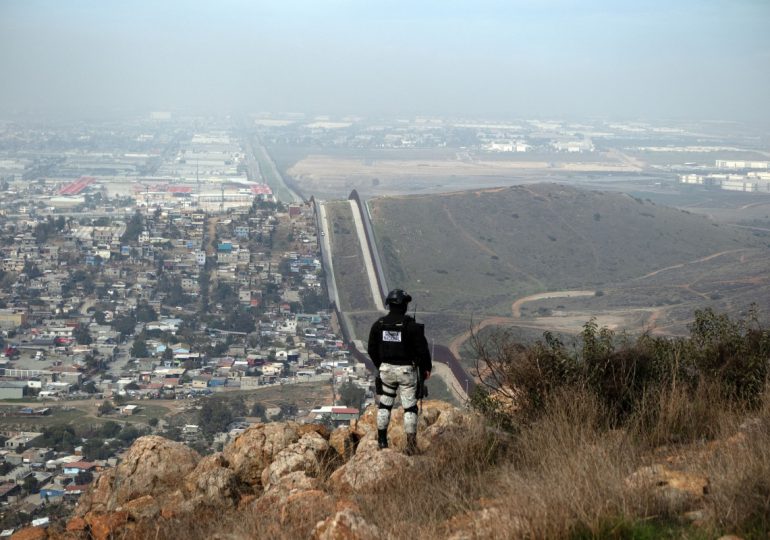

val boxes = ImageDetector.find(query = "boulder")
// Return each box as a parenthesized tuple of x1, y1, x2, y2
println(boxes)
(329, 426, 358, 460)
(119, 495, 160, 521)
(312, 508, 383, 540)
(446, 507, 525, 540)
(9, 527, 47, 540)
(84, 511, 129, 540)
(352, 401, 472, 454)
(222, 422, 301, 488)
(298, 423, 332, 440)
(262, 432, 331, 489)
(65, 516, 87, 533)
(625, 464, 709, 510)
(253, 471, 320, 513)
(76, 436, 200, 515)
(280, 489, 335, 525)
(183, 453, 240, 506)
(329, 439, 414, 493)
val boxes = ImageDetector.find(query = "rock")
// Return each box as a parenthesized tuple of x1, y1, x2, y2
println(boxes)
(159, 489, 185, 519)
(77, 436, 200, 515)
(298, 423, 331, 440)
(446, 507, 525, 540)
(280, 489, 334, 525)
(329, 439, 414, 493)
(312, 508, 382, 540)
(329, 426, 358, 460)
(120, 495, 160, 520)
(65, 517, 87, 532)
(262, 432, 331, 489)
(74, 469, 115, 517)
(625, 464, 709, 510)
(222, 422, 301, 488)
(183, 453, 240, 506)
(9, 527, 46, 540)
(253, 471, 320, 513)
(352, 401, 472, 454)
(84, 511, 129, 540)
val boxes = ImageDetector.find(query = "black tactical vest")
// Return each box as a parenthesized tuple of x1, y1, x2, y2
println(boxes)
(377, 316, 412, 365)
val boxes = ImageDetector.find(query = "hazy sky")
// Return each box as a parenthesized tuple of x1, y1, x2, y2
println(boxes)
(1, 0, 768, 121)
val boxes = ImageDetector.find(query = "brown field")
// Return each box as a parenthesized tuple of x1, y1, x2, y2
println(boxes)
(288, 154, 641, 199)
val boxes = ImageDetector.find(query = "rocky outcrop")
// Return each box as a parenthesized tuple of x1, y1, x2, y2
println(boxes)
(312, 507, 383, 540)
(60, 401, 473, 539)
(222, 421, 302, 488)
(76, 436, 200, 516)
(351, 400, 472, 453)
(262, 431, 333, 489)
(182, 453, 240, 506)
(329, 439, 414, 493)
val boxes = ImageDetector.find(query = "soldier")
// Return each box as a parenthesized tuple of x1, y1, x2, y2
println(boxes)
(367, 289, 432, 455)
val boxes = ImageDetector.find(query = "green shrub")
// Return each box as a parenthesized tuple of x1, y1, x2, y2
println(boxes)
(472, 307, 770, 444)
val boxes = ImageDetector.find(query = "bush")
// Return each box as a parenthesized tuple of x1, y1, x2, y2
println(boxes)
(472, 307, 770, 446)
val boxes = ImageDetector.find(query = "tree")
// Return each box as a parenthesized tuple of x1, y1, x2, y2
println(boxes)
(82, 438, 110, 461)
(131, 339, 149, 358)
(73, 324, 92, 345)
(23, 475, 39, 494)
(250, 402, 267, 422)
(135, 303, 158, 323)
(118, 425, 141, 444)
(198, 399, 233, 437)
(121, 211, 143, 243)
(112, 313, 137, 338)
(98, 421, 122, 438)
(98, 400, 113, 416)
(339, 381, 365, 409)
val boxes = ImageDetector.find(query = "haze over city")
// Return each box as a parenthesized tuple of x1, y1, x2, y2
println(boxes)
(2, 2, 770, 538)
(1, 0, 769, 121)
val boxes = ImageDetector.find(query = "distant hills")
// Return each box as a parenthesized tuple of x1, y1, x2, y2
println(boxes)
(369, 183, 764, 316)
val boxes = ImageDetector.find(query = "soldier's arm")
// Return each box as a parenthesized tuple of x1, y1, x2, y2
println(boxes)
(412, 322, 432, 373)
(367, 322, 381, 368)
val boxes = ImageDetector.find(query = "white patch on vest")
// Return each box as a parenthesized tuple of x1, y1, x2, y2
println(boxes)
(382, 330, 402, 342)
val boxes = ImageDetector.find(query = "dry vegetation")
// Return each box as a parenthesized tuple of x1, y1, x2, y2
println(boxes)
(98, 310, 770, 540)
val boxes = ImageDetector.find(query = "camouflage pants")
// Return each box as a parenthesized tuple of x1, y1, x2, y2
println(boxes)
(377, 363, 418, 434)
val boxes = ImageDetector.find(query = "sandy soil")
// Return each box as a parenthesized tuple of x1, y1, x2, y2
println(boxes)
(288, 155, 642, 185)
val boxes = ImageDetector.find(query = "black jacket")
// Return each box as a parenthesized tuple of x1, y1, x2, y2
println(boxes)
(367, 311, 432, 372)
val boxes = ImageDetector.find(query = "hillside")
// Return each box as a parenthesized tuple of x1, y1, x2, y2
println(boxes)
(369, 183, 765, 319)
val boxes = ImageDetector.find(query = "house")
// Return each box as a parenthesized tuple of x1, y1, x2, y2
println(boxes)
(310, 406, 360, 425)
(120, 404, 138, 415)
(0, 482, 21, 502)
(4, 432, 42, 450)
(63, 461, 96, 476)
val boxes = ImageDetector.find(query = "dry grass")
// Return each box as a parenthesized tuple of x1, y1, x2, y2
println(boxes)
(111, 388, 770, 539)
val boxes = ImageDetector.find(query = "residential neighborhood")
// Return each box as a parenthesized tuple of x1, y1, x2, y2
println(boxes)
(0, 121, 370, 532)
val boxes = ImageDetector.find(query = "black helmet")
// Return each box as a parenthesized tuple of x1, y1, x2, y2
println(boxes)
(385, 289, 412, 307)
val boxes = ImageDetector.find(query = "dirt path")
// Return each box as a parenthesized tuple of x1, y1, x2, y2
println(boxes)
(511, 290, 596, 318)
(635, 249, 747, 280)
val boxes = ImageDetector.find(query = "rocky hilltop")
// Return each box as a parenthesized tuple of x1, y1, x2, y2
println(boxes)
(10, 393, 761, 540)
(11, 401, 473, 540)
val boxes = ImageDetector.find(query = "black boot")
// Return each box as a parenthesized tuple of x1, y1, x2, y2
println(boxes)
(405, 433, 418, 456)
(377, 429, 388, 450)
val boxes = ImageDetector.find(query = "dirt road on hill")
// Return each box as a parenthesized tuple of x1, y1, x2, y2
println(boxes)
(511, 290, 596, 318)
(635, 249, 748, 280)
